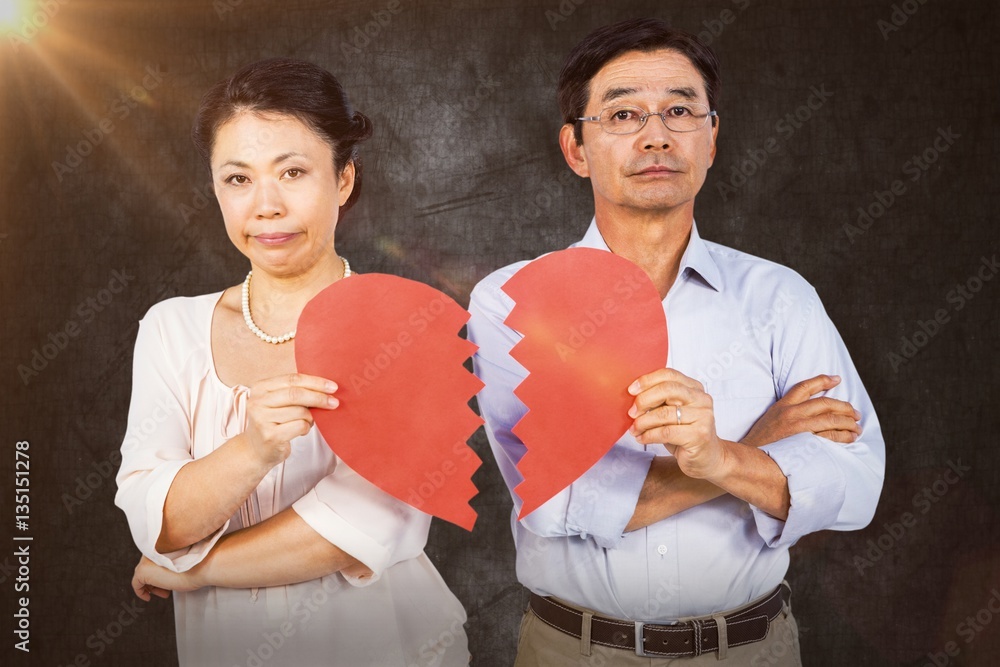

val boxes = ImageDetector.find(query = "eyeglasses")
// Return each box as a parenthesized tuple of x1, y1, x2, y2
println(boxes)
(576, 103, 717, 135)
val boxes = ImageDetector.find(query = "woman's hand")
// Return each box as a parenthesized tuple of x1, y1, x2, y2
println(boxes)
(244, 373, 339, 467)
(131, 556, 204, 601)
(742, 375, 862, 448)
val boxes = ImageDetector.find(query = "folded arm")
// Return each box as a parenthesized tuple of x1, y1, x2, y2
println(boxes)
(118, 312, 427, 598)
(749, 292, 885, 547)
(627, 288, 885, 546)
(156, 373, 340, 553)
(625, 374, 862, 531)
(132, 507, 367, 600)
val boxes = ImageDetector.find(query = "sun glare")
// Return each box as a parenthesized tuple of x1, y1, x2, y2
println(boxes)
(1, 0, 32, 33)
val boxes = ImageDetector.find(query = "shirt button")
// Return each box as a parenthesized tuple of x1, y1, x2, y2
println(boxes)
(656, 544, 668, 555)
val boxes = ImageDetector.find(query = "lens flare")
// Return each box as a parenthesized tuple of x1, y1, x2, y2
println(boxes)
(0, 0, 34, 34)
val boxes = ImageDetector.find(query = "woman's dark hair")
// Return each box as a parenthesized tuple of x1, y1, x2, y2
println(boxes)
(192, 57, 373, 212)
(558, 19, 721, 144)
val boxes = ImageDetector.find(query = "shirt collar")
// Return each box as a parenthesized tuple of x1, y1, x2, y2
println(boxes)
(572, 217, 723, 292)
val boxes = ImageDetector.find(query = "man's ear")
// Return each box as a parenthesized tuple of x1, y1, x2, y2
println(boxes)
(708, 114, 719, 166)
(559, 124, 590, 178)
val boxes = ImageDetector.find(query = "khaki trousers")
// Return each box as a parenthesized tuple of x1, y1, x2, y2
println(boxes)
(513, 592, 802, 667)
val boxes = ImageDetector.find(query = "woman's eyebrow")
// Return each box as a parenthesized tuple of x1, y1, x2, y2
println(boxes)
(272, 151, 308, 163)
(217, 152, 308, 170)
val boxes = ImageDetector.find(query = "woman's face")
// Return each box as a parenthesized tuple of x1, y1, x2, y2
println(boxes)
(211, 112, 355, 279)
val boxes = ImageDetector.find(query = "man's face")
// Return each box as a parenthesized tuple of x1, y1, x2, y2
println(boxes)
(561, 48, 718, 217)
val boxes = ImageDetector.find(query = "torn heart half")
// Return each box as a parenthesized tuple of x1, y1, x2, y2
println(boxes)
(501, 248, 668, 519)
(296, 274, 483, 530)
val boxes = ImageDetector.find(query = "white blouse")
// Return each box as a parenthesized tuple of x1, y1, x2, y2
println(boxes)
(115, 293, 469, 667)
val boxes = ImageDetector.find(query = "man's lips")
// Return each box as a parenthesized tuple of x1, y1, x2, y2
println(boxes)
(633, 165, 682, 176)
(253, 232, 300, 245)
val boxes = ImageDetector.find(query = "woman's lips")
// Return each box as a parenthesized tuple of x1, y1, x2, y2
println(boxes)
(253, 232, 300, 246)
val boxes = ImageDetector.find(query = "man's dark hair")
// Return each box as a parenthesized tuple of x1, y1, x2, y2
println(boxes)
(192, 57, 373, 213)
(557, 18, 721, 144)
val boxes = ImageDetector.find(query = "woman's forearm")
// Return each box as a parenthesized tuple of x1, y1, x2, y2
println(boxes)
(191, 508, 365, 589)
(156, 432, 274, 553)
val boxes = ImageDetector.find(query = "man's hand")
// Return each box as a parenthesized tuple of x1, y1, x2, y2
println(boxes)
(627, 369, 728, 480)
(742, 375, 861, 448)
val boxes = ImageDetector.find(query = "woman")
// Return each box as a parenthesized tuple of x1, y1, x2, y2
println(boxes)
(115, 58, 469, 666)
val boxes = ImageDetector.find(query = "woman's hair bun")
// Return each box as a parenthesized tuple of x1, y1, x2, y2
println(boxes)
(350, 111, 374, 142)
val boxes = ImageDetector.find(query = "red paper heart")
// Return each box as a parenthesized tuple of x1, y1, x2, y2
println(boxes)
(295, 274, 483, 530)
(501, 248, 668, 519)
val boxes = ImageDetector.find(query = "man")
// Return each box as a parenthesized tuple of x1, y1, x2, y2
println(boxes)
(468, 18, 885, 665)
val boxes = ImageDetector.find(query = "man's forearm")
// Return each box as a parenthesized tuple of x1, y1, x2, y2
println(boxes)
(625, 440, 792, 532)
(625, 456, 726, 532)
(706, 440, 790, 520)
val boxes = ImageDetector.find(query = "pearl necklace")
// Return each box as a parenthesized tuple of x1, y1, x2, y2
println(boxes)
(241, 257, 352, 344)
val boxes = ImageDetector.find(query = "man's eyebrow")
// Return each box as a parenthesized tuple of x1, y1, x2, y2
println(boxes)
(600, 85, 703, 106)
(217, 152, 308, 170)
(668, 86, 700, 101)
(601, 86, 638, 105)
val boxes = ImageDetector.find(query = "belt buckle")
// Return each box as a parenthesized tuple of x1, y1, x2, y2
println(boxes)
(634, 621, 646, 657)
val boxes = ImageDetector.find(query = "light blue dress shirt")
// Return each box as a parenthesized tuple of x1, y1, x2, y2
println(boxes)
(468, 219, 885, 621)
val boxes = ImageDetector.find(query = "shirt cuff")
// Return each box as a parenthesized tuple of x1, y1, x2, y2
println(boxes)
(142, 460, 230, 573)
(292, 487, 391, 588)
(566, 445, 655, 549)
(755, 434, 847, 547)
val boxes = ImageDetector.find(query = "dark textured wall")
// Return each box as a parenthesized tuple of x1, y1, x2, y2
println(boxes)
(1, 0, 997, 665)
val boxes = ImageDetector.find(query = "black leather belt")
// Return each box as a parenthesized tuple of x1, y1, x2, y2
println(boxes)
(529, 583, 790, 658)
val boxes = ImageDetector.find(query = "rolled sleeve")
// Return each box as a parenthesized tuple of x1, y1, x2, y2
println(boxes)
(134, 459, 231, 572)
(754, 434, 847, 546)
(292, 459, 430, 588)
(114, 309, 229, 573)
(748, 284, 885, 548)
(564, 446, 655, 548)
